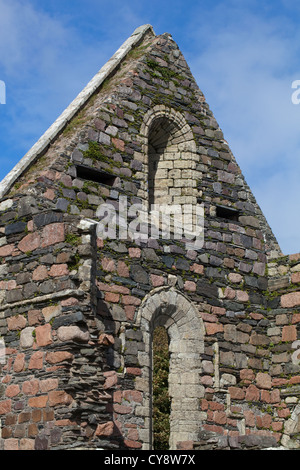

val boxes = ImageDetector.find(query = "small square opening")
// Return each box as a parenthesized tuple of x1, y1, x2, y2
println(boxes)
(216, 205, 239, 221)
(76, 165, 116, 187)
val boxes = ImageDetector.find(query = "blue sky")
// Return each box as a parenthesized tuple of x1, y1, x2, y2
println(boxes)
(0, 0, 300, 255)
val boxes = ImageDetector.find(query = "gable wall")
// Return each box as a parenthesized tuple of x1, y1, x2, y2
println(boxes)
(0, 30, 299, 451)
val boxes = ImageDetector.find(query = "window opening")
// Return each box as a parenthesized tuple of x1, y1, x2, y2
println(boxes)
(76, 165, 116, 186)
(152, 326, 171, 450)
(216, 205, 239, 221)
(148, 117, 182, 212)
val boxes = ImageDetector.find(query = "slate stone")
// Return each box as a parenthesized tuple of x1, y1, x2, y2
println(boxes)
(244, 276, 258, 288)
(238, 435, 278, 449)
(196, 281, 218, 299)
(52, 312, 84, 329)
(50, 427, 62, 445)
(142, 248, 159, 261)
(207, 148, 219, 158)
(6, 289, 23, 303)
(33, 212, 63, 228)
(249, 292, 266, 306)
(130, 264, 148, 284)
(35, 435, 49, 451)
(240, 234, 253, 248)
(108, 242, 128, 253)
(106, 349, 121, 369)
(71, 150, 83, 163)
(267, 297, 280, 309)
(162, 256, 174, 268)
(125, 329, 143, 341)
(205, 267, 225, 279)
(239, 215, 260, 228)
(62, 188, 76, 199)
(16, 272, 31, 284)
(23, 283, 38, 298)
(5, 221, 26, 235)
(124, 354, 139, 366)
(98, 131, 111, 145)
(1, 211, 17, 223)
(131, 288, 146, 297)
(130, 159, 143, 171)
(169, 244, 185, 254)
(39, 280, 56, 294)
(175, 258, 190, 271)
(257, 277, 268, 290)
(224, 301, 244, 311)
(258, 319, 269, 327)
(124, 341, 138, 355)
(111, 276, 136, 288)
(111, 304, 127, 322)
(209, 255, 223, 266)
(40, 254, 55, 264)
(56, 198, 69, 212)
(18, 196, 38, 217)
(147, 238, 160, 249)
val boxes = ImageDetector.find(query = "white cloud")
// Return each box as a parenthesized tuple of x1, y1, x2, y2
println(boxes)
(0, 0, 69, 76)
(0, 0, 131, 171)
(186, 4, 300, 254)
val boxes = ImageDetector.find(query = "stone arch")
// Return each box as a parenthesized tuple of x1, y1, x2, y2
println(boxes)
(282, 403, 300, 448)
(139, 105, 199, 213)
(134, 287, 205, 450)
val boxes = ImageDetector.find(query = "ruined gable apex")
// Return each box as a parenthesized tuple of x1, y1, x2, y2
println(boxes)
(0, 24, 280, 256)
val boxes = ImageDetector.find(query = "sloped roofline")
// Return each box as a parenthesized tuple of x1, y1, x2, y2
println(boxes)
(0, 24, 155, 198)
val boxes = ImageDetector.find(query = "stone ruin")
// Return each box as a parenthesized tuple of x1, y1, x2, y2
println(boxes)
(0, 24, 299, 450)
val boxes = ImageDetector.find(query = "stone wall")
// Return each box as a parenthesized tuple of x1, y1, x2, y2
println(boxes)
(0, 26, 299, 451)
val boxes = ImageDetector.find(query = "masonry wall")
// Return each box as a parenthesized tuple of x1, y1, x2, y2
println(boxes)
(0, 30, 299, 451)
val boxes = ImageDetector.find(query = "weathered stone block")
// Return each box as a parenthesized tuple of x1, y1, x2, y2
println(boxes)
(18, 233, 41, 253)
(239, 216, 260, 228)
(256, 372, 272, 390)
(7, 315, 26, 331)
(95, 421, 115, 437)
(282, 325, 297, 342)
(33, 212, 62, 229)
(35, 324, 53, 347)
(57, 326, 89, 343)
(281, 291, 300, 308)
(41, 223, 65, 248)
(5, 221, 26, 236)
(20, 327, 35, 349)
(250, 332, 270, 346)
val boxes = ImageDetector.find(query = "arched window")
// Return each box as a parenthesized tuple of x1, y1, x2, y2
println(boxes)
(148, 116, 188, 210)
(140, 106, 199, 242)
(135, 287, 205, 450)
(152, 326, 171, 450)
